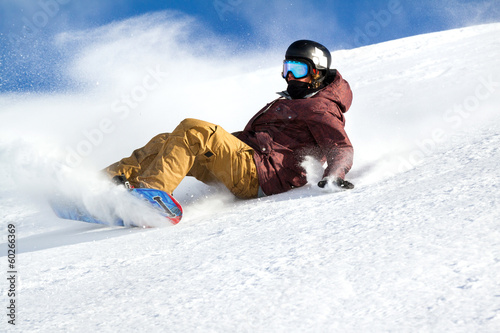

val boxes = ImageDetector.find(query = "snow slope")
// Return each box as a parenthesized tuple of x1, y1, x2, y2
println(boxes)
(1, 17, 500, 332)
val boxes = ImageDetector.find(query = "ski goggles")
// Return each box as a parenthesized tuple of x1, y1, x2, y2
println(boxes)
(282, 60, 310, 79)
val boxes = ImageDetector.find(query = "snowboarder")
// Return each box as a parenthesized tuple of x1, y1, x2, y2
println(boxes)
(104, 40, 354, 198)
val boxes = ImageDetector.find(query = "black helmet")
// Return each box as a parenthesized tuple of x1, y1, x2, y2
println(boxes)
(285, 39, 331, 71)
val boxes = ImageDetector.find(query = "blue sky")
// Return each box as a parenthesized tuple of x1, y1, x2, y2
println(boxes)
(1, 0, 499, 92)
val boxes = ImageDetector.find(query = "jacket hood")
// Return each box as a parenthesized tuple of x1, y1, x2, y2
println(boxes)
(315, 70, 353, 113)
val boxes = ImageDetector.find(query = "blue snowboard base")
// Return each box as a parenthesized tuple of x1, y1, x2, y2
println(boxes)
(50, 188, 183, 227)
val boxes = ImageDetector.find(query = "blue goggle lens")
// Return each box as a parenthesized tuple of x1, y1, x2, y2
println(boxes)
(282, 60, 309, 79)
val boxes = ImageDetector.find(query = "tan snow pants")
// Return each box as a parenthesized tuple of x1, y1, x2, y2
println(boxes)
(104, 118, 259, 199)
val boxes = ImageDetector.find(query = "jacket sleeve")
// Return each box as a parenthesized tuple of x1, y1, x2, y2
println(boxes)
(307, 107, 353, 180)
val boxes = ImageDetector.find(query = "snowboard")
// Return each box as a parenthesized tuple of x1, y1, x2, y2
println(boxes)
(50, 188, 183, 227)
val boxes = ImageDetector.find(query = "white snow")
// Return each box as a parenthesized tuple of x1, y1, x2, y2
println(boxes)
(1, 16, 500, 332)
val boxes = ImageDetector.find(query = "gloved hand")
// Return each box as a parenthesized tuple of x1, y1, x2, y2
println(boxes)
(318, 177, 354, 190)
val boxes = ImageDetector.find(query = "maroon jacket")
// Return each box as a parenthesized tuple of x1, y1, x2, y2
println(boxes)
(237, 70, 353, 196)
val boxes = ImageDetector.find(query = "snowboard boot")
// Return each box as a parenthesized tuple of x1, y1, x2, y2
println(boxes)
(112, 174, 134, 190)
